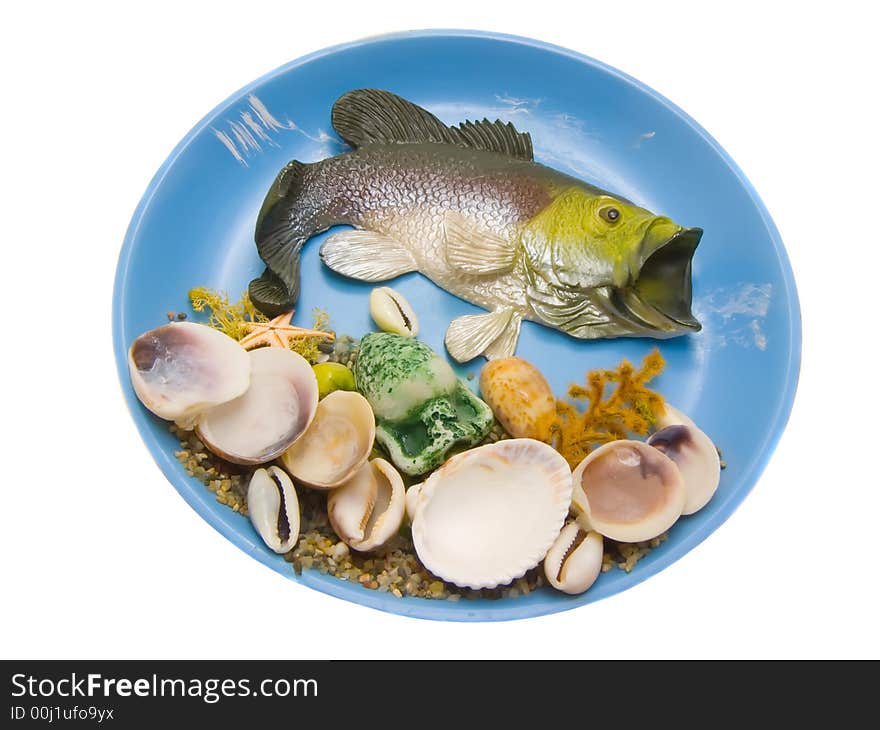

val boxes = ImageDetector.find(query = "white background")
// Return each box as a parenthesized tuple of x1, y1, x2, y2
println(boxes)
(2, 0, 877, 659)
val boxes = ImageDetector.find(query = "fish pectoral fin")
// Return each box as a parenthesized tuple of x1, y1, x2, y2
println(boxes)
(319, 229, 418, 282)
(443, 211, 516, 275)
(482, 312, 522, 360)
(445, 308, 520, 363)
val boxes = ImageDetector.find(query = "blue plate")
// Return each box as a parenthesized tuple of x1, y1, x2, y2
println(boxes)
(113, 30, 801, 621)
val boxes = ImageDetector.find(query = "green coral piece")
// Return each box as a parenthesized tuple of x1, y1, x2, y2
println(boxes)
(356, 333, 434, 388)
(354, 333, 493, 475)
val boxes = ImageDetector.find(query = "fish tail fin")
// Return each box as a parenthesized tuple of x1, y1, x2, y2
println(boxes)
(249, 160, 312, 316)
(248, 266, 298, 318)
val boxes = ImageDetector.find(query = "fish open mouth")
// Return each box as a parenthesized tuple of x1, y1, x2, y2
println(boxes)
(609, 227, 703, 336)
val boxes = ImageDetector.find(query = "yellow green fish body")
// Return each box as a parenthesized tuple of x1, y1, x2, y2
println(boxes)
(251, 89, 702, 361)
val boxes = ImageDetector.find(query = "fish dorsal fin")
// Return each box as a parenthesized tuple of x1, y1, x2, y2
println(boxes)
(332, 89, 452, 147)
(331, 89, 533, 161)
(450, 119, 533, 161)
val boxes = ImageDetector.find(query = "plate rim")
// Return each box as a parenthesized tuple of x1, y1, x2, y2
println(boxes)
(112, 28, 802, 621)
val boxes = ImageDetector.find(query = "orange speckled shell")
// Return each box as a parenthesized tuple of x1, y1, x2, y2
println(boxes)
(479, 357, 556, 441)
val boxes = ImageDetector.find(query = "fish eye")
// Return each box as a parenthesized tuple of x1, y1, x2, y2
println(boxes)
(600, 206, 621, 224)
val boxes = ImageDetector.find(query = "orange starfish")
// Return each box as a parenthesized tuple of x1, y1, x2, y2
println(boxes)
(238, 311, 333, 351)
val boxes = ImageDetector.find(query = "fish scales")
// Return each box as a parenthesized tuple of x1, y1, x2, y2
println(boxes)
(308, 145, 557, 310)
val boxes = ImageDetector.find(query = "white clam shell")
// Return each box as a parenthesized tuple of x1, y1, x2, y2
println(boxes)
(412, 439, 573, 590)
(544, 521, 604, 595)
(128, 321, 250, 426)
(650, 404, 721, 515)
(369, 286, 419, 336)
(248, 466, 300, 553)
(328, 458, 405, 552)
(196, 347, 318, 465)
(405, 482, 424, 524)
(280, 390, 376, 489)
(571, 440, 686, 543)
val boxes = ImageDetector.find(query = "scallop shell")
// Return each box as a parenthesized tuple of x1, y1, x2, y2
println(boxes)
(280, 390, 375, 489)
(128, 321, 250, 427)
(405, 482, 424, 524)
(196, 347, 318, 465)
(571, 440, 686, 543)
(650, 404, 721, 515)
(411, 439, 573, 590)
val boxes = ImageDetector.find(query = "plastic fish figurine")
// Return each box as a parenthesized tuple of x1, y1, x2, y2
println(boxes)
(251, 89, 702, 361)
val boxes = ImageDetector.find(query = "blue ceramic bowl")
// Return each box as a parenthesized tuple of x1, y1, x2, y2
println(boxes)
(113, 30, 801, 621)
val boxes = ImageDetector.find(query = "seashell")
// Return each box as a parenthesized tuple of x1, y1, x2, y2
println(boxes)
(196, 347, 318, 465)
(354, 333, 494, 475)
(369, 286, 419, 336)
(649, 404, 721, 515)
(479, 357, 556, 441)
(544, 521, 604, 595)
(128, 321, 251, 427)
(247, 466, 300, 553)
(327, 458, 405, 552)
(404, 482, 424, 524)
(571, 440, 686, 543)
(411, 439, 573, 589)
(280, 390, 375, 489)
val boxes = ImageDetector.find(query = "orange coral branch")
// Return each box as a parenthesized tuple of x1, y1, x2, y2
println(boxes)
(551, 349, 667, 468)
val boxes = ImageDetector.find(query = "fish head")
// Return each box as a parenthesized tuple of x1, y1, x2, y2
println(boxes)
(521, 188, 702, 338)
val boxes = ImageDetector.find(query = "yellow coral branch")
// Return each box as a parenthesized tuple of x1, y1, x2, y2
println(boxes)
(187, 288, 333, 364)
(551, 349, 668, 468)
(188, 287, 267, 341)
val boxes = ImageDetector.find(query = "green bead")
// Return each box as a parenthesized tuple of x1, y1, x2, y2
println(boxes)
(312, 362, 356, 399)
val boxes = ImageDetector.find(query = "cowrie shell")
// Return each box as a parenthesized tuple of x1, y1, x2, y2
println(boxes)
(369, 286, 419, 336)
